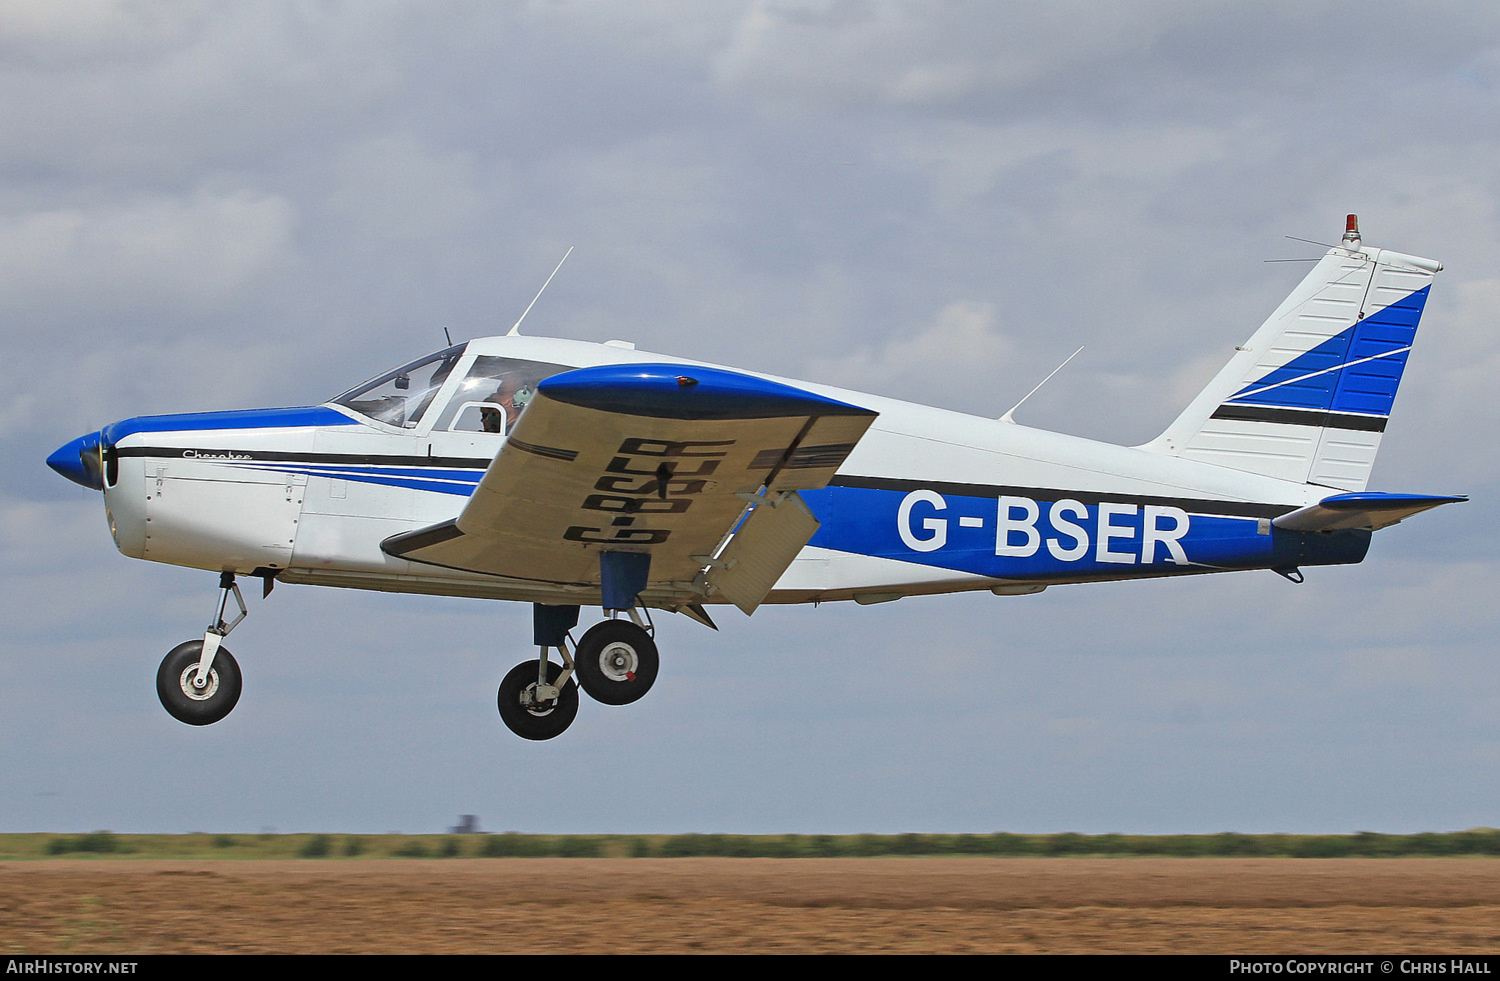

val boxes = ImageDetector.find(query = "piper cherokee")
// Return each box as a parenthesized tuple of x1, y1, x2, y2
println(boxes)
(47, 217, 1465, 739)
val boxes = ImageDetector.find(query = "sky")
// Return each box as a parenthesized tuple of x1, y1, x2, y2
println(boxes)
(2, 1, 1497, 835)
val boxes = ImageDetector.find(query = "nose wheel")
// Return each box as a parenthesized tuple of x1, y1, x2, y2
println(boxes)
(157, 640, 242, 725)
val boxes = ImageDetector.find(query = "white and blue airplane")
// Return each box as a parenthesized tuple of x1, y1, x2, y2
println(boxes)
(48, 217, 1465, 739)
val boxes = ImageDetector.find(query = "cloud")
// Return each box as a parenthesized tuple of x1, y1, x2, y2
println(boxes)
(326, 135, 489, 244)
(0, 188, 297, 323)
(711, 0, 1173, 113)
(0, 0, 208, 67)
(805, 299, 1012, 409)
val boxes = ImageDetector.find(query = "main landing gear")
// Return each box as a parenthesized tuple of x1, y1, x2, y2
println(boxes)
(156, 571, 258, 726)
(497, 552, 666, 740)
(496, 605, 661, 740)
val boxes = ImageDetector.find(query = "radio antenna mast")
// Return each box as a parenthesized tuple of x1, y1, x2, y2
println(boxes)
(1000, 346, 1083, 424)
(507, 246, 574, 336)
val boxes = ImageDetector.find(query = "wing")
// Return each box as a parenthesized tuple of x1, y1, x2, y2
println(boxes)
(1272, 491, 1467, 532)
(381, 363, 877, 613)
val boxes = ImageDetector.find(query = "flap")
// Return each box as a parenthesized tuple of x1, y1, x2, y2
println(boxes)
(707, 491, 821, 615)
(1272, 492, 1467, 532)
(381, 364, 876, 602)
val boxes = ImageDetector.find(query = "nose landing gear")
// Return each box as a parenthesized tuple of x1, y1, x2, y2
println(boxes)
(156, 572, 251, 726)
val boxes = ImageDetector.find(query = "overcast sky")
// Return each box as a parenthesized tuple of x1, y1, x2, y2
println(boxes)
(3, 1, 1497, 835)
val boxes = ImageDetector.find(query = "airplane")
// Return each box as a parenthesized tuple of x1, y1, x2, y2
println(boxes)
(47, 216, 1466, 740)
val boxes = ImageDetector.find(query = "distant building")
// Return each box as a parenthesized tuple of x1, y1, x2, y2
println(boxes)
(449, 814, 480, 834)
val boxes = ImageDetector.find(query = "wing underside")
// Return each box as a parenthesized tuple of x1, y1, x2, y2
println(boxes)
(381, 364, 877, 613)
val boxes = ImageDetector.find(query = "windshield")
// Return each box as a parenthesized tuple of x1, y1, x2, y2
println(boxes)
(332, 344, 465, 428)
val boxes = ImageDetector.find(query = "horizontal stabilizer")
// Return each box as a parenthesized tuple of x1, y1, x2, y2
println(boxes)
(1272, 492, 1466, 532)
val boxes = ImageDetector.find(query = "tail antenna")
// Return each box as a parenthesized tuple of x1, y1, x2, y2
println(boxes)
(508, 246, 574, 336)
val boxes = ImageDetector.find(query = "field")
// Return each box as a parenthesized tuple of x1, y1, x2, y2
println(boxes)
(4, 856, 1500, 954)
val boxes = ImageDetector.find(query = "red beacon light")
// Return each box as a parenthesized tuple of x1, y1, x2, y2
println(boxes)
(1342, 213, 1362, 248)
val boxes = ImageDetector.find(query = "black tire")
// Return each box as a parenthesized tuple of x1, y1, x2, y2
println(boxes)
(574, 620, 659, 706)
(157, 640, 242, 726)
(497, 660, 579, 740)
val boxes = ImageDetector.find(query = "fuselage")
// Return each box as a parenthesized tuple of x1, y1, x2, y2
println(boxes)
(56, 334, 1368, 609)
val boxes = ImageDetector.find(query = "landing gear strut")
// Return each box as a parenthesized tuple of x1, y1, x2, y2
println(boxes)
(496, 553, 669, 740)
(156, 572, 247, 725)
(496, 603, 583, 740)
(496, 597, 664, 739)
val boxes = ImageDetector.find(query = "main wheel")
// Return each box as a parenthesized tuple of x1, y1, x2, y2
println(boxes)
(574, 620, 659, 706)
(497, 660, 579, 740)
(157, 640, 242, 726)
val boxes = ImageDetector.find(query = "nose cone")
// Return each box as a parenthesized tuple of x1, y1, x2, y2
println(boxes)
(47, 432, 105, 490)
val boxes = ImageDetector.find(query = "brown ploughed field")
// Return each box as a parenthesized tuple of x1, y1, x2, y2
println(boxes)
(3, 857, 1499, 954)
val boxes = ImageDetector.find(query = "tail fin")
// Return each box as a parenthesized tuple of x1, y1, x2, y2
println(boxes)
(1142, 218, 1441, 491)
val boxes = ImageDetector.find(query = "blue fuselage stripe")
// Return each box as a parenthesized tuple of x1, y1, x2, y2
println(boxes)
(109, 440, 1366, 574)
(799, 485, 1368, 577)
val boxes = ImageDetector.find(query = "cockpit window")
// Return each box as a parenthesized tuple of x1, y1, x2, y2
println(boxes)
(432, 356, 571, 435)
(332, 344, 465, 428)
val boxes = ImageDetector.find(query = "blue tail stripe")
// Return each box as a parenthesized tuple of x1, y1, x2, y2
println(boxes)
(1228, 285, 1428, 416)
(1330, 286, 1426, 416)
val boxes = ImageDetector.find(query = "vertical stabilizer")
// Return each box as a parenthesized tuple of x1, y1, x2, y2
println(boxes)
(1141, 218, 1441, 491)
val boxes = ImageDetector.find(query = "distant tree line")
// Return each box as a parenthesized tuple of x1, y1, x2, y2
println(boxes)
(28, 829, 1500, 859)
(472, 830, 1500, 859)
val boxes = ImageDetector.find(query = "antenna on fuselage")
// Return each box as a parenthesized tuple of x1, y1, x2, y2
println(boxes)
(999, 345, 1083, 424)
(507, 246, 574, 336)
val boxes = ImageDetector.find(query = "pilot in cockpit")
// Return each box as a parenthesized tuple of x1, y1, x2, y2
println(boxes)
(479, 402, 505, 434)
(479, 375, 535, 434)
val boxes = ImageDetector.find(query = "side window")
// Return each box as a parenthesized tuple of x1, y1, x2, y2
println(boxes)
(449, 401, 508, 436)
(432, 357, 570, 434)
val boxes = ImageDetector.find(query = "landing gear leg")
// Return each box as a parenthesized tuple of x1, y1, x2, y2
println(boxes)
(573, 551, 662, 705)
(156, 572, 246, 726)
(497, 604, 580, 740)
